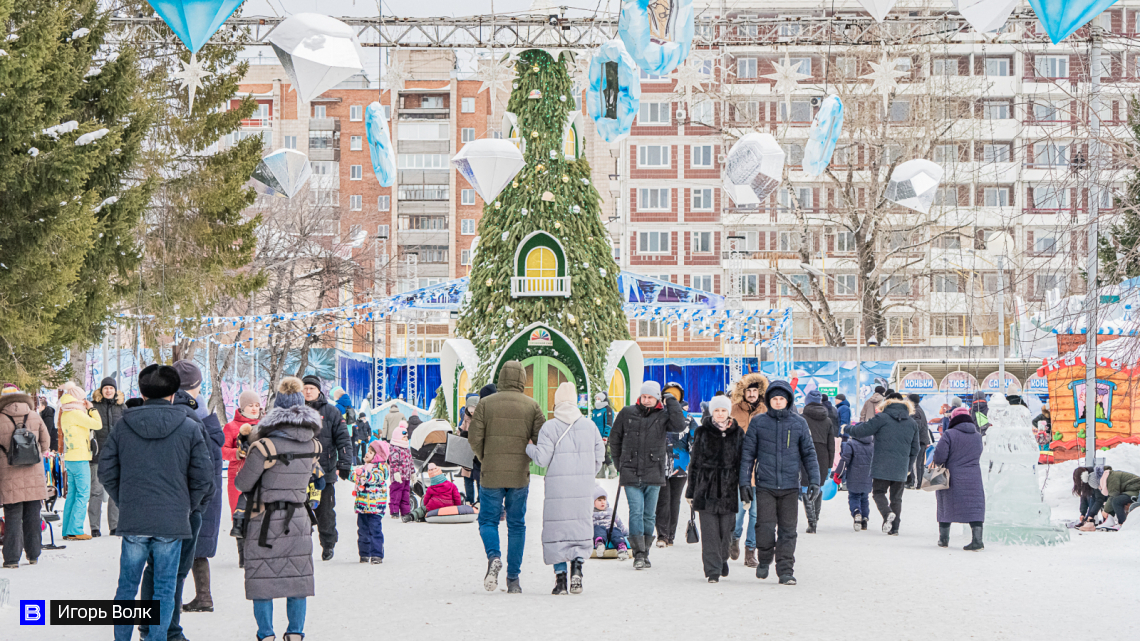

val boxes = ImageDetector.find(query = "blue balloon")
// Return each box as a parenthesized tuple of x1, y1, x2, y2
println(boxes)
(146, 0, 247, 54)
(822, 476, 838, 501)
(618, 0, 694, 76)
(802, 95, 844, 177)
(365, 102, 396, 188)
(587, 40, 642, 143)
(1028, 0, 1120, 44)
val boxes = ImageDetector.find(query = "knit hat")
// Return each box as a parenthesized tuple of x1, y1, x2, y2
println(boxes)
(99, 376, 117, 391)
(465, 394, 479, 412)
(708, 395, 732, 413)
(950, 396, 963, 408)
(390, 423, 410, 449)
(275, 377, 305, 409)
(238, 390, 261, 410)
(592, 485, 608, 502)
(138, 364, 180, 399)
(640, 380, 662, 401)
(554, 381, 577, 406)
(805, 389, 822, 405)
(478, 384, 497, 398)
(329, 385, 346, 400)
(302, 375, 322, 391)
(950, 406, 971, 418)
(367, 439, 390, 464)
(171, 360, 202, 390)
(1, 383, 21, 395)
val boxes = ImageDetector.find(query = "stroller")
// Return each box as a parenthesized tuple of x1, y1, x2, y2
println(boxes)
(408, 419, 468, 512)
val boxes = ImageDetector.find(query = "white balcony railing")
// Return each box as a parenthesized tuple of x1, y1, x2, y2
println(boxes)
(510, 276, 572, 298)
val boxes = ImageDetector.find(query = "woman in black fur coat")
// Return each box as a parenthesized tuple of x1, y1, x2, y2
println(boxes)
(685, 395, 744, 582)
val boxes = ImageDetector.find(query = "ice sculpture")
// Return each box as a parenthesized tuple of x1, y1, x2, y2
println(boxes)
(618, 0, 694, 76)
(451, 139, 527, 204)
(366, 102, 396, 187)
(954, 0, 1018, 33)
(858, 0, 898, 23)
(587, 39, 642, 143)
(981, 395, 1070, 545)
(252, 149, 312, 199)
(885, 159, 944, 214)
(1028, 0, 1121, 44)
(723, 133, 785, 206)
(268, 14, 366, 103)
(146, 0, 246, 53)
(802, 95, 844, 177)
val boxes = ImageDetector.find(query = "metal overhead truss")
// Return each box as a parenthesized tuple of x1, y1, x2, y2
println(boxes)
(109, 11, 1076, 50)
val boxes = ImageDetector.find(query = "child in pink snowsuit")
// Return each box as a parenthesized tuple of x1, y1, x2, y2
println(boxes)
(387, 423, 415, 518)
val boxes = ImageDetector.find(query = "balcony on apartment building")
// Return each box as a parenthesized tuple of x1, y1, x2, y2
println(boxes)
(309, 117, 340, 162)
(399, 93, 450, 120)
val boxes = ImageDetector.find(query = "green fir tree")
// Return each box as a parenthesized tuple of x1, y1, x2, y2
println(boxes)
(1099, 97, 1140, 285)
(456, 49, 629, 393)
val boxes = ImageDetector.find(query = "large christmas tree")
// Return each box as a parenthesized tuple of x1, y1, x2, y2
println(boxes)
(457, 49, 629, 393)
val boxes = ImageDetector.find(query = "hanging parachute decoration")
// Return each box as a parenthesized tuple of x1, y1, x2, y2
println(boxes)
(618, 0, 694, 76)
(251, 149, 312, 199)
(268, 13, 367, 103)
(366, 102, 396, 187)
(587, 40, 641, 143)
(146, 0, 247, 111)
(802, 95, 844, 177)
(1027, 0, 1120, 44)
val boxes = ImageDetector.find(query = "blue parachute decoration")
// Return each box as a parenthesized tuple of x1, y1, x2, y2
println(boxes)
(587, 40, 642, 143)
(618, 0, 694, 76)
(1027, 0, 1120, 44)
(146, 0, 247, 53)
(366, 102, 396, 187)
(802, 95, 844, 177)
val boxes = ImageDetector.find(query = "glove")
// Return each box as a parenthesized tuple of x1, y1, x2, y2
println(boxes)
(393, 472, 402, 484)
(739, 485, 754, 506)
(807, 484, 821, 503)
(338, 469, 350, 481)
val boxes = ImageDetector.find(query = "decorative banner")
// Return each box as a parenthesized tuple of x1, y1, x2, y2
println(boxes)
(939, 370, 979, 394)
(451, 139, 527, 204)
(981, 371, 1022, 393)
(899, 370, 937, 394)
(146, 0, 246, 54)
(723, 133, 785, 206)
(1028, 0, 1121, 44)
(587, 39, 641, 143)
(268, 14, 366, 103)
(366, 102, 396, 187)
(885, 159, 944, 214)
(802, 95, 844, 177)
(618, 0, 694, 76)
(954, 0, 1018, 33)
(251, 149, 312, 199)
(1024, 373, 1050, 396)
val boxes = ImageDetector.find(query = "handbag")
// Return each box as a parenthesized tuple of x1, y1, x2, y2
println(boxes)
(921, 465, 950, 491)
(685, 508, 699, 544)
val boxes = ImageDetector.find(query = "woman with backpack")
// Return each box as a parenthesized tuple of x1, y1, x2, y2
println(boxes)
(0, 387, 52, 568)
(234, 378, 321, 641)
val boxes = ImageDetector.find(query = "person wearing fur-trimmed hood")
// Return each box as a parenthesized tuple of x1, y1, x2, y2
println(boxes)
(848, 393, 920, 536)
(729, 372, 768, 569)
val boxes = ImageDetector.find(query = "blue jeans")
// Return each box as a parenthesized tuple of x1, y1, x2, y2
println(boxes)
(114, 535, 180, 641)
(553, 557, 584, 574)
(478, 486, 529, 579)
(848, 491, 870, 519)
(357, 513, 384, 559)
(140, 510, 201, 640)
(62, 460, 91, 536)
(735, 493, 757, 549)
(253, 597, 306, 638)
(624, 484, 661, 538)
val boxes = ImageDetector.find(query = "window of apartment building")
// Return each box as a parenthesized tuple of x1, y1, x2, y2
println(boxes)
(310, 189, 338, 206)
(835, 57, 858, 76)
(638, 231, 670, 253)
(460, 219, 477, 235)
(835, 274, 857, 295)
(638, 144, 670, 167)
(639, 69, 670, 82)
(983, 144, 1011, 162)
(778, 231, 801, 252)
(398, 185, 449, 200)
(736, 57, 757, 79)
(313, 105, 326, 119)
(1034, 142, 1069, 166)
(933, 233, 962, 249)
(690, 100, 714, 125)
(422, 96, 444, 109)
(350, 135, 362, 151)
(638, 188, 669, 210)
(779, 22, 803, 37)
(931, 58, 959, 76)
(350, 105, 362, 121)
(638, 102, 671, 125)
(740, 274, 760, 297)
(397, 122, 449, 140)
(309, 130, 335, 149)
(835, 230, 855, 252)
(882, 144, 903, 165)
(788, 57, 812, 75)
(461, 97, 475, 113)
(778, 187, 812, 211)
(348, 224, 361, 237)
(1033, 100, 1063, 121)
(887, 317, 917, 341)
(894, 57, 913, 72)
(786, 143, 805, 166)
(737, 16, 758, 38)
(880, 275, 911, 296)
(734, 231, 760, 251)
(461, 128, 475, 143)
(692, 274, 714, 292)
(888, 99, 910, 121)
(377, 224, 390, 238)
(284, 135, 297, 149)
(250, 103, 269, 122)
(838, 317, 857, 339)
(460, 249, 472, 265)
(692, 188, 714, 211)
(778, 100, 811, 123)
(1036, 55, 1069, 78)
(350, 165, 362, 180)
(691, 144, 713, 167)
(934, 144, 958, 164)
(1035, 185, 1069, 209)
(378, 195, 390, 211)
(397, 154, 448, 169)
(932, 315, 965, 337)
(691, 231, 713, 253)
(984, 187, 1010, 207)
(981, 272, 1000, 295)
(1035, 273, 1062, 297)
(637, 320, 665, 337)
(934, 273, 961, 293)
(780, 274, 810, 297)
(311, 161, 338, 178)
(985, 58, 1012, 76)
(983, 100, 1010, 119)
(1033, 230, 1058, 255)
(461, 189, 476, 206)
(934, 187, 958, 206)
(349, 194, 362, 211)
(736, 100, 759, 122)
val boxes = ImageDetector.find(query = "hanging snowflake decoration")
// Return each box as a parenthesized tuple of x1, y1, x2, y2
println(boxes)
(171, 53, 213, 114)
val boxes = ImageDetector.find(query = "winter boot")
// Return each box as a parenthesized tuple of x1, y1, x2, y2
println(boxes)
(964, 525, 985, 551)
(888, 516, 900, 536)
(642, 536, 654, 568)
(655, 538, 667, 548)
(321, 547, 335, 561)
(594, 537, 605, 558)
(630, 536, 645, 570)
(744, 548, 758, 568)
(617, 542, 629, 561)
(91, 529, 101, 537)
(569, 559, 584, 594)
(484, 557, 502, 591)
(182, 558, 213, 612)
(371, 556, 383, 564)
(779, 575, 797, 585)
(721, 561, 729, 577)
(882, 513, 895, 534)
(853, 514, 862, 532)
(938, 524, 950, 548)
(507, 577, 522, 594)
(861, 517, 868, 531)
(756, 563, 769, 580)
(729, 537, 740, 560)
(552, 573, 569, 595)
(806, 521, 817, 534)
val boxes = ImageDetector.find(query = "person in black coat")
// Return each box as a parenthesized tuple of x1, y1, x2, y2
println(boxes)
(302, 375, 353, 561)
(848, 393, 920, 536)
(906, 394, 932, 488)
(739, 379, 818, 585)
(800, 390, 836, 533)
(352, 418, 372, 465)
(38, 397, 58, 453)
(685, 396, 743, 582)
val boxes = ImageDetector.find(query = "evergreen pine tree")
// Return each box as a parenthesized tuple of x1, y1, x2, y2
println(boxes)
(456, 49, 629, 392)
(1100, 97, 1140, 285)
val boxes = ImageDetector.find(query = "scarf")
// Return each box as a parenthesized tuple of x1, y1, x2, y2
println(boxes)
(429, 473, 447, 487)
(712, 416, 732, 432)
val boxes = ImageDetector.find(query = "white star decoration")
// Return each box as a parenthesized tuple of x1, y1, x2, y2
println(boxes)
(476, 51, 517, 99)
(382, 54, 412, 93)
(171, 53, 212, 114)
(764, 54, 812, 105)
(671, 58, 711, 109)
(860, 52, 907, 107)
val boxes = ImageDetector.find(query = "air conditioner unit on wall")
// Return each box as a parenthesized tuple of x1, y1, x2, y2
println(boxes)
(717, 154, 727, 163)
(676, 109, 686, 120)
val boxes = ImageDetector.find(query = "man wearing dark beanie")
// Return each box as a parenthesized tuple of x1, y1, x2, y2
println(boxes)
(100, 364, 212, 641)
(301, 375, 352, 561)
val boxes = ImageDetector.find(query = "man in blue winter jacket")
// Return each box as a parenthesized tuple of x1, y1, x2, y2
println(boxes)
(739, 380, 818, 586)
(835, 394, 852, 434)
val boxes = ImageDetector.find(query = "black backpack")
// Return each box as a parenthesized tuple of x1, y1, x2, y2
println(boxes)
(1, 414, 42, 466)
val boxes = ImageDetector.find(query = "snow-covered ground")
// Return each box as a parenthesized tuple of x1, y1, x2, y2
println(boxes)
(3, 473, 1138, 640)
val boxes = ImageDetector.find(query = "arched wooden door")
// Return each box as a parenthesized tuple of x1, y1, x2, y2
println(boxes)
(521, 356, 575, 419)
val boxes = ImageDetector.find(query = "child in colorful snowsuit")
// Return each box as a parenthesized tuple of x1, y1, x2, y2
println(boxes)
(387, 423, 414, 519)
(409, 463, 463, 522)
(592, 486, 629, 560)
(352, 440, 390, 563)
